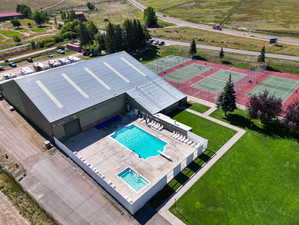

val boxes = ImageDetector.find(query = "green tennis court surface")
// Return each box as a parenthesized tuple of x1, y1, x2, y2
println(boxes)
(164, 64, 210, 83)
(146, 55, 190, 74)
(192, 69, 246, 93)
(249, 76, 299, 101)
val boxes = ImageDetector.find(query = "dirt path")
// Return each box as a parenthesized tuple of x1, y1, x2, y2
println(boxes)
(0, 192, 29, 225)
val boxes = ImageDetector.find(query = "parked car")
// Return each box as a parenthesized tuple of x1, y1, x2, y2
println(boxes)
(8, 62, 17, 68)
(58, 58, 71, 65)
(158, 41, 165, 46)
(3, 73, 16, 80)
(0, 66, 4, 71)
(48, 53, 53, 58)
(67, 56, 80, 62)
(21, 67, 34, 75)
(33, 62, 45, 71)
(56, 49, 65, 54)
(27, 57, 33, 63)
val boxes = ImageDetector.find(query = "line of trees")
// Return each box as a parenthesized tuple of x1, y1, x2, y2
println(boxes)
(16, 4, 32, 18)
(217, 75, 299, 136)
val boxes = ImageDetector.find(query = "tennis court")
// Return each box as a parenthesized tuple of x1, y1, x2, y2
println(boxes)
(164, 64, 210, 83)
(249, 76, 299, 101)
(192, 69, 247, 93)
(146, 55, 191, 74)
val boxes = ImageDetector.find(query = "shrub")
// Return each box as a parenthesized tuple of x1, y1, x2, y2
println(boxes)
(13, 36, 21, 43)
(247, 90, 282, 124)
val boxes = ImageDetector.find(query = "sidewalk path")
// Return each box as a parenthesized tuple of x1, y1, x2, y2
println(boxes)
(158, 97, 246, 225)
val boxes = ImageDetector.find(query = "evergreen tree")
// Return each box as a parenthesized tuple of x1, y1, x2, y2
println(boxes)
(189, 39, 197, 56)
(105, 22, 116, 53)
(219, 47, 224, 59)
(79, 21, 91, 47)
(86, 21, 98, 40)
(217, 74, 237, 116)
(95, 33, 106, 50)
(114, 24, 124, 52)
(258, 46, 266, 63)
(11, 19, 21, 28)
(144, 7, 158, 28)
(87, 2, 96, 10)
(16, 4, 32, 18)
(32, 11, 48, 27)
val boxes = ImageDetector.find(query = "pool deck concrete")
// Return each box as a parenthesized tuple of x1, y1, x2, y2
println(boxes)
(64, 117, 200, 203)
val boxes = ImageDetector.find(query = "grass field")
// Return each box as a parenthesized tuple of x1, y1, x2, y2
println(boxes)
(188, 103, 210, 113)
(150, 27, 299, 56)
(140, 0, 299, 35)
(170, 109, 299, 225)
(158, 45, 299, 75)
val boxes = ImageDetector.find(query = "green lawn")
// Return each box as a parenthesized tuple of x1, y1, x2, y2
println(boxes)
(29, 26, 51, 33)
(148, 109, 236, 208)
(0, 30, 23, 38)
(170, 109, 299, 225)
(188, 103, 210, 114)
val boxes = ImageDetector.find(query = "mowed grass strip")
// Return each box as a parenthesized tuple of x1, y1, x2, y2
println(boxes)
(0, 30, 23, 38)
(188, 103, 210, 113)
(170, 109, 299, 225)
(171, 110, 236, 152)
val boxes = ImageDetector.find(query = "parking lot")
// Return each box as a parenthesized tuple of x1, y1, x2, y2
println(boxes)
(0, 51, 82, 81)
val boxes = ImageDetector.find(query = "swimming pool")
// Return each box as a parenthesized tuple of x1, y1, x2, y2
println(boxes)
(112, 125, 166, 159)
(118, 168, 149, 192)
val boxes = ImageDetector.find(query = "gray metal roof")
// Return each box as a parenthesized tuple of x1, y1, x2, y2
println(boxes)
(14, 51, 186, 123)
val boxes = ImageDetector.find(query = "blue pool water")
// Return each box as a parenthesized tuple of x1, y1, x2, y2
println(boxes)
(118, 168, 149, 192)
(112, 125, 166, 159)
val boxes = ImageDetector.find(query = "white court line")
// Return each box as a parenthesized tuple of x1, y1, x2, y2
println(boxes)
(36, 80, 64, 108)
(84, 67, 111, 90)
(120, 57, 147, 77)
(62, 73, 89, 99)
(103, 62, 130, 83)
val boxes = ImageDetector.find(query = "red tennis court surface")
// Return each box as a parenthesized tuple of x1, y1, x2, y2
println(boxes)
(158, 60, 299, 110)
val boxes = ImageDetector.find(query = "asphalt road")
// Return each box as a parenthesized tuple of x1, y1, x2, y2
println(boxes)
(155, 38, 299, 62)
(127, 0, 299, 46)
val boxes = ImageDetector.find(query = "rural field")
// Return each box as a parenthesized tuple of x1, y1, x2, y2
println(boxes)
(140, 0, 299, 35)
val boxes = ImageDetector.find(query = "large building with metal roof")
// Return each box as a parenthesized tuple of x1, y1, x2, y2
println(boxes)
(0, 52, 186, 140)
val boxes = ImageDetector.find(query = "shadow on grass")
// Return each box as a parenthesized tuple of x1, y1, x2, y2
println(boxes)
(192, 55, 207, 61)
(223, 112, 299, 140)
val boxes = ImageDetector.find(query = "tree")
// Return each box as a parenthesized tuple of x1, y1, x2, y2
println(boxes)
(16, 4, 32, 18)
(33, 11, 48, 27)
(144, 7, 158, 28)
(247, 90, 282, 124)
(285, 100, 299, 132)
(258, 46, 266, 63)
(86, 21, 98, 40)
(217, 74, 237, 116)
(79, 21, 92, 47)
(219, 47, 224, 59)
(87, 2, 96, 10)
(95, 32, 106, 50)
(189, 39, 197, 57)
(11, 19, 21, 28)
(13, 36, 21, 43)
